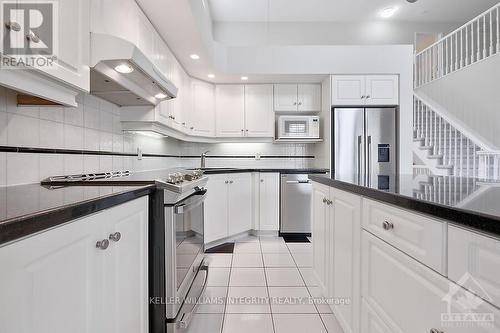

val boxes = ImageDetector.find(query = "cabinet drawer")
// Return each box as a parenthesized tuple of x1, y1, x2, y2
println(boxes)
(448, 225, 500, 309)
(362, 198, 447, 274)
(362, 231, 500, 333)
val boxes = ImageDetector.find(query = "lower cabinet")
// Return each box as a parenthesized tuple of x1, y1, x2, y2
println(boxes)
(258, 173, 280, 231)
(361, 230, 500, 333)
(204, 173, 252, 244)
(312, 182, 361, 333)
(0, 197, 149, 333)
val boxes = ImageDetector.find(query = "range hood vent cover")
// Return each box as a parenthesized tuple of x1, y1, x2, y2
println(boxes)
(90, 33, 178, 106)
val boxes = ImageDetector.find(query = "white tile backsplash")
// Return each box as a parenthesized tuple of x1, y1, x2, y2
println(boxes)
(64, 124, 84, 150)
(7, 153, 39, 185)
(0, 111, 7, 145)
(64, 104, 84, 126)
(39, 106, 64, 123)
(0, 152, 6, 186)
(63, 155, 84, 175)
(40, 154, 64, 179)
(40, 120, 64, 149)
(7, 113, 39, 147)
(83, 105, 100, 130)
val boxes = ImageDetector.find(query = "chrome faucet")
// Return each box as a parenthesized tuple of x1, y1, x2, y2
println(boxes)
(200, 150, 210, 169)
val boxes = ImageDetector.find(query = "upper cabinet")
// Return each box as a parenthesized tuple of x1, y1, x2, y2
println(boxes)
(332, 75, 399, 106)
(190, 80, 215, 137)
(274, 84, 321, 112)
(215, 84, 274, 138)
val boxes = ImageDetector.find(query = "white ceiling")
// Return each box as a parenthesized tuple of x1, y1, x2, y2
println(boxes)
(208, 0, 499, 23)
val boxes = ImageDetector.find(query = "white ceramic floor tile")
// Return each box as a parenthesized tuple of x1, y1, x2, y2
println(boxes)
(260, 242, 290, 253)
(232, 235, 260, 243)
(308, 286, 333, 313)
(232, 253, 264, 268)
(273, 314, 327, 333)
(197, 287, 227, 314)
(269, 287, 318, 314)
(259, 236, 285, 244)
(263, 253, 296, 267)
(181, 313, 223, 333)
(291, 252, 313, 267)
(222, 314, 273, 333)
(230, 268, 266, 286)
(299, 268, 319, 286)
(320, 313, 344, 333)
(287, 243, 313, 253)
(265, 268, 304, 287)
(225, 287, 270, 314)
(234, 242, 261, 254)
(207, 268, 231, 287)
(206, 254, 233, 268)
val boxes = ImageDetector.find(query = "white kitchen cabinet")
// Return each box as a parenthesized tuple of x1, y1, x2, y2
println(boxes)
(274, 84, 321, 112)
(204, 173, 252, 244)
(362, 230, 500, 333)
(331, 75, 399, 106)
(361, 299, 392, 333)
(258, 173, 280, 231)
(0, 197, 148, 333)
(228, 173, 253, 235)
(448, 225, 500, 308)
(245, 84, 274, 137)
(329, 188, 361, 333)
(312, 182, 330, 291)
(190, 80, 215, 137)
(216, 85, 245, 137)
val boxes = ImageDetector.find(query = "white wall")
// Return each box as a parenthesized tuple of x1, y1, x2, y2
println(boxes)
(0, 87, 182, 186)
(213, 21, 459, 46)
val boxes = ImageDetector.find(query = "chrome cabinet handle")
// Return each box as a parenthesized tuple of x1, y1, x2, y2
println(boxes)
(322, 197, 328, 203)
(26, 33, 40, 43)
(298, 102, 302, 105)
(430, 329, 444, 333)
(382, 220, 394, 230)
(96, 239, 109, 250)
(229, 180, 233, 184)
(109, 232, 121, 242)
(190, 126, 194, 130)
(261, 179, 264, 183)
(5, 21, 21, 32)
(182, 122, 186, 126)
(225, 180, 229, 184)
(361, 95, 366, 99)
(366, 95, 371, 99)
(327, 199, 333, 205)
(293, 102, 297, 105)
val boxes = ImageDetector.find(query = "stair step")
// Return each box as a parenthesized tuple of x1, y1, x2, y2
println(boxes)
(413, 137, 425, 142)
(428, 154, 443, 159)
(418, 146, 434, 150)
(436, 165, 454, 169)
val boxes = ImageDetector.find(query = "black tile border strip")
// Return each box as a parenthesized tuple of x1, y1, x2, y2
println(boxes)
(0, 146, 315, 159)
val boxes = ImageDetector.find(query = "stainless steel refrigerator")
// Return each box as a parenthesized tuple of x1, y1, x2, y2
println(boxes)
(332, 107, 398, 191)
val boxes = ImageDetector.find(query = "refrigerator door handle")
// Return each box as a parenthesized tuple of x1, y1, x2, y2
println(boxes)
(367, 135, 372, 186)
(357, 135, 362, 184)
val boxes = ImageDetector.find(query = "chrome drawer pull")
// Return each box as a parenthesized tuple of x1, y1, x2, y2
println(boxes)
(430, 329, 444, 333)
(96, 239, 109, 250)
(109, 232, 121, 242)
(382, 220, 394, 230)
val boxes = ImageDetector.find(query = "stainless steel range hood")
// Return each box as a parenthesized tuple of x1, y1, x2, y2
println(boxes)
(90, 33, 177, 106)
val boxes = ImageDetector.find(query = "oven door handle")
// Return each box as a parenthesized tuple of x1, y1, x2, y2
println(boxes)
(177, 263, 209, 330)
(174, 189, 207, 214)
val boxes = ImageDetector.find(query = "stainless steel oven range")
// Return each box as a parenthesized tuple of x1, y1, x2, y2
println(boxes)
(162, 171, 209, 332)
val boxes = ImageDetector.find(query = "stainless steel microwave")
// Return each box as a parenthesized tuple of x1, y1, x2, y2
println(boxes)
(278, 115, 320, 139)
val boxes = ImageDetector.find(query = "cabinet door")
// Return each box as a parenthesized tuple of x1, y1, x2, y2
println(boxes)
(245, 84, 274, 137)
(216, 85, 245, 137)
(204, 175, 229, 243)
(362, 231, 500, 333)
(258, 173, 280, 231)
(0, 212, 104, 333)
(191, 80, 215, 137)
(330, 188, 362, 333)
(361, 299, 392, 333)
(274, 84, 298, 111)
(365, 75, 399, 105)
(103, 197, 148, 333)
(331, 76, 366, 106)
(38, 0, 90, 91)
(228, 173, 253, 236)
(312, 182, 330, 291)
(298, 84, 321, 112)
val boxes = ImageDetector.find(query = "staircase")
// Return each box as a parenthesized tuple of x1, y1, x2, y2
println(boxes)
(413, 3, 500, 181)
(412, 175, 482, 207)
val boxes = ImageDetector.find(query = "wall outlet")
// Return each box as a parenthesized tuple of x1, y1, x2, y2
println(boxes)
(255, 153, 261, 160)
(137, 148, 142, 160)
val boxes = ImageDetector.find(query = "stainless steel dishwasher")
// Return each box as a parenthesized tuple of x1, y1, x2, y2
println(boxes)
(280, 174, 313, 235)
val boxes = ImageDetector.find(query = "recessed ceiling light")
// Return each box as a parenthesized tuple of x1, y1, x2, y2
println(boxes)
(379, 6, 398, 18)
(207, 73, 215, 79)
(190, 54, 200, 60)
(241, 76, 249, 81)
(114, 64, 134, 74)
(155, 93, 167, 99)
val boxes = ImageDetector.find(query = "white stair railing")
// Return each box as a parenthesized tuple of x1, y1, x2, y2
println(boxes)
(412, 176, 481, 207)
(413, 96, 484, 178)
(477, 151, 500, 181)
(415, 3, 500, 87)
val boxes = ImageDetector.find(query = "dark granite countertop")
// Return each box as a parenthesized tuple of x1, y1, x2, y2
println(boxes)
(309, 173, 500, 237)
(0, 183, 155, 246)
(198, 168, 329, 175)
